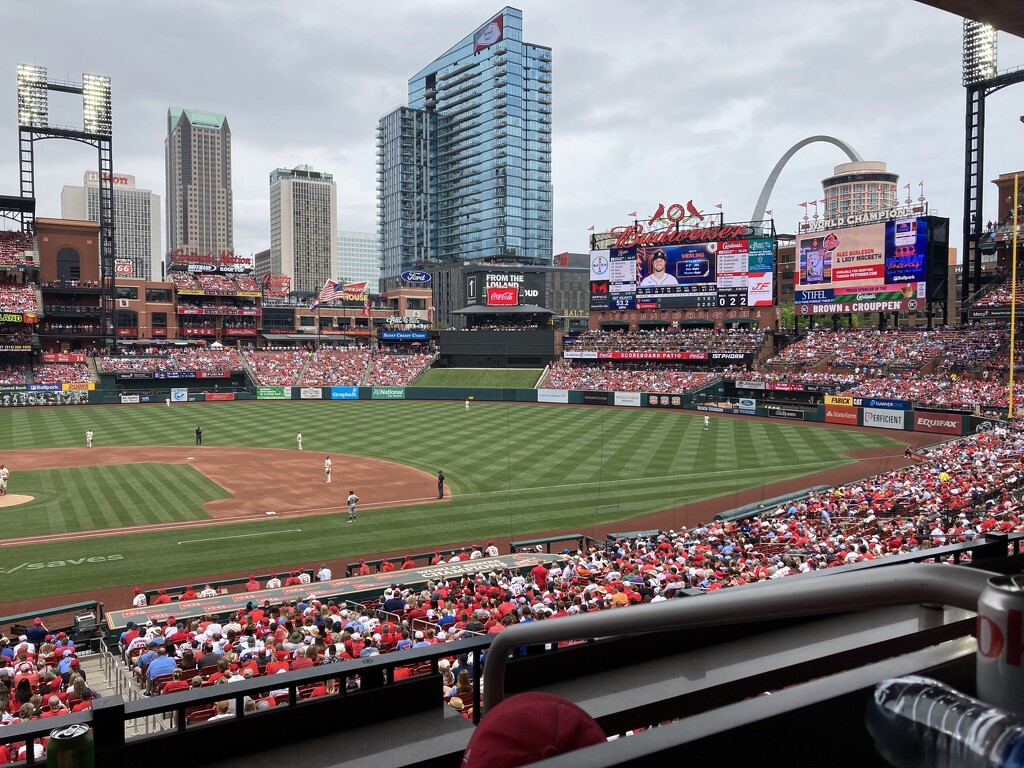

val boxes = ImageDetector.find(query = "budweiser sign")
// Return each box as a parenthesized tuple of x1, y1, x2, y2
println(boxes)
(610, 223, 754, 250)
(487, 286, 519, 306)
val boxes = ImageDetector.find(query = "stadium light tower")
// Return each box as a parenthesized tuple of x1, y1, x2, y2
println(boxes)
(15, 64, 117, 348)
(959, 20, 1024, 324)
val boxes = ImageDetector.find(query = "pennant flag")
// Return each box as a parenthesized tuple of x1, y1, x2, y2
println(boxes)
(798, 202, 808, 209)
(765, 209, 773, 216)
(587, 225, 595, 231)
(627, 211, 637, 218)
(714, 203, 723, 210)
(362, 297, 370, 317)
(903, 183, 911, 191)
(819, 199, 826, 204)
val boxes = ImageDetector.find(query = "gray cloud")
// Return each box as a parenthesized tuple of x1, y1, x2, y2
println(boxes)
(0, 0, 1021, 262)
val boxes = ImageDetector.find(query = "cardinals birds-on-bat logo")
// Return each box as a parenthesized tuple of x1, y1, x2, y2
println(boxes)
(646, 200, 705, 228)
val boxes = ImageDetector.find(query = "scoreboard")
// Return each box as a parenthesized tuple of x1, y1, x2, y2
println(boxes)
(589, 238, 774, 311)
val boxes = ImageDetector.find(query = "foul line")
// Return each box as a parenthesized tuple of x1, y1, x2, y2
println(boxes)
(178, 529, 302, 545)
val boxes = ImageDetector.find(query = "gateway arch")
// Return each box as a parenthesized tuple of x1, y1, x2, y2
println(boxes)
(750, 135, 863, 223)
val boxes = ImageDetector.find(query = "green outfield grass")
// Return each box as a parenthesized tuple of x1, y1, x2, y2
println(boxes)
(0, 400, 900, 602)
(414, 368, 543, 388)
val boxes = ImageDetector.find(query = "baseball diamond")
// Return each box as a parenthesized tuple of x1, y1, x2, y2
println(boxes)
(0, 399, 912, 611)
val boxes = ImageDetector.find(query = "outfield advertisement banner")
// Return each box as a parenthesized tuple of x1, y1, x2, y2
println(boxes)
(614, 391, 642, 407)
(257, 386, 291, 400)
(120, 394, 140, 404)
(372, 387, 406, 400)
(171, 388, 188, 402)
(734, 380, 765, 390)
(768, 406, 804, 420)
(914, 413, 964, 435)
(62, 382, 95, 391)
(537, 389, 570, 404)
(825, 404, 859, 425)
(581, 391, 609, 405)
(863, 407, 906, 430)
(0, 390, 88, 407)
(205, 393, 235, 401)
(299, 387, 323, 400)
(646, 394, 684, 408)
(330, 386, 360, 400)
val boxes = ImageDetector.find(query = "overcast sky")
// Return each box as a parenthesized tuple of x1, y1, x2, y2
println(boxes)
(1, 0, 1022, 262)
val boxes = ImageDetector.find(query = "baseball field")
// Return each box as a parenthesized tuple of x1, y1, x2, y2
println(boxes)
(0, 399, 907, 607)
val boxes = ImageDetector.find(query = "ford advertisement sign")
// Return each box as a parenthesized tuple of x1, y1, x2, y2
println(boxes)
(400, 270, 432, 284)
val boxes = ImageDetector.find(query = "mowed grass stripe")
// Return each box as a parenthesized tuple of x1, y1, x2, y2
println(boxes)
(0, 400, 902, 601)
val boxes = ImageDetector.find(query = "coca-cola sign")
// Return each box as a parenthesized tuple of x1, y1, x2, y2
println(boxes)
(487, 286, 519, 306)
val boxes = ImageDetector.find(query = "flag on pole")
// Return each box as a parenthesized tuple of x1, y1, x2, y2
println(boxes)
(309, 297, 320, 312)
(628, 211, 637, 218)
(819, 199, 826, 204)
(765, 209, 773, 216)
(714, 203, 723, 210)
(798, 202, 808, 209)
(587, 225, 595, 231)
(317, 279, 346, 303)
(904, 183, 911, 191)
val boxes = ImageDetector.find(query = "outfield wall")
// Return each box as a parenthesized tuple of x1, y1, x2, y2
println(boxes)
(0, 380, 977, 436)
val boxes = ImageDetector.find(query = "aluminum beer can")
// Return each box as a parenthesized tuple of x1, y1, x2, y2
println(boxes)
(976, 574, 1024, 715)
(46, 723, 94, 768)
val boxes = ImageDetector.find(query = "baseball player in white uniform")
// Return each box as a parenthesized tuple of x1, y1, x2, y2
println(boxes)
(324, 455, 332, 484)
(86, 429, 94, 448)
(347, 490, 359, 522)
(0, 464, 8, 495)
(296, 432, 303, 450)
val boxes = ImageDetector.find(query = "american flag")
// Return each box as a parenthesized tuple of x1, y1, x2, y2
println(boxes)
(318, 279, 345, 303)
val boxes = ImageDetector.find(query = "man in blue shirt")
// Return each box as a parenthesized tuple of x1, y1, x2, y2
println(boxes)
(145, 646, 178, 694)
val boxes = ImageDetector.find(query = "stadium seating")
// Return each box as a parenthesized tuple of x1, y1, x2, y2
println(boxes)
(0, 284, 38, 314)
(0, 230, 34, 266)
(302, 349, 370, 386)
(31, 363, 90, 384)
(242, 350, 307, 385)
(366, 352, 432, 386)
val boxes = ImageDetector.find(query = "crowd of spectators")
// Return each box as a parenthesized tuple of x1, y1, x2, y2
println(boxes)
(0, 231, 34, 266)
(366, 352, 433, 386)
(544, 361, 715, 393)
(841, 374, 1024, 411)
(973, 280, 1024, 307)
(303, 350, 370, 386)
(170, 273, 199, 290)
(234, 276, 260, 292)
(171, 348, 242, 373)
(31, 363, 90, 385)
(97, 356, 177, 374)
(242, 350, 307, 386)
(196, 274, 239, 294)
(0, 284, 38, 314)
(0, 361, 26, 385)
(0, 324, 33, 348)
(0, 620, 94, 760)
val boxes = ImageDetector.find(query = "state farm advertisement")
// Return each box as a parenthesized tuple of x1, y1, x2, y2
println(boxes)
(914, 413, 963, 435)
(825, 405, 859, 426)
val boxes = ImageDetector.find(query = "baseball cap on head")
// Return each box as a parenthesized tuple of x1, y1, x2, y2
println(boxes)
(462, 692, 605, 767)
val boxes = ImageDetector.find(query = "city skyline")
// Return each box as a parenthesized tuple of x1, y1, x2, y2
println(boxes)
(0, 1, 1022, 262)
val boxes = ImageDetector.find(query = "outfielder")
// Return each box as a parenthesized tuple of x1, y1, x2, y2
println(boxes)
(324, 455, 332, 484)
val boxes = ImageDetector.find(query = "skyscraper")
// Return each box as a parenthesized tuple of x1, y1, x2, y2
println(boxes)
(61, 171, 161, 280)
(377, 7, 552, 279)
(338, 230, 381, 289)
(269, 164, 337, 294)
(165, 107, 233, 257)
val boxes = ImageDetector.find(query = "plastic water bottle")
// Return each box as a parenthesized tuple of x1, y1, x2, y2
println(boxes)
(866, 676, 1024, 767)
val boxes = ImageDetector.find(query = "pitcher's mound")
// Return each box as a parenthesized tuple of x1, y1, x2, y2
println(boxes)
(0, 495, 33, 508)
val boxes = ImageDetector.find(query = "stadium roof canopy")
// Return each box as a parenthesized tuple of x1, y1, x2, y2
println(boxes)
(915, 0, 1024, 37)
(451, 304, 555, 315)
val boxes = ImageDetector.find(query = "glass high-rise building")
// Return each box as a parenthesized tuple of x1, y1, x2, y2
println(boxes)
(338, 230, 381, 289)
(269, 164, 337, 294)
(165, 108, 233, 256)
(377, 6, 552, 279)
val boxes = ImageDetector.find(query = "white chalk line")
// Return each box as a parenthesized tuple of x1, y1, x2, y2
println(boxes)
(178, 528, 303, 545)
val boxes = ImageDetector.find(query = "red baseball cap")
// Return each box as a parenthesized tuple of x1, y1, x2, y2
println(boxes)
(462, 692, 605, 768)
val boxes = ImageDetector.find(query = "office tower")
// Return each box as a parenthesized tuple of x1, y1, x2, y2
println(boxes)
(338, 230, 382, 289)
(165, 107, 233, 256)
(61, 171, 161, 280)
(377, 7, 552, 279)
(269, 164, 337, 294)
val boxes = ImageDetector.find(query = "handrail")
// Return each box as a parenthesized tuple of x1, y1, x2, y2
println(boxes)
(482, 563, 996, 713)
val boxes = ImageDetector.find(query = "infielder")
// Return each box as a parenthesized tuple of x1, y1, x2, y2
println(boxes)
(324, 455, 332, 484)
(0, 464, 8, 496)
(347, 490, 359, 522)
(86, 429, 94, 448)
(296, 432, 303, 451)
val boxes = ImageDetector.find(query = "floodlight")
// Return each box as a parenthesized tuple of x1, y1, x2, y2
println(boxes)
(82, 73, 112, 136)
(16, 64, 48, 128)
(963, 19, 997, 86)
